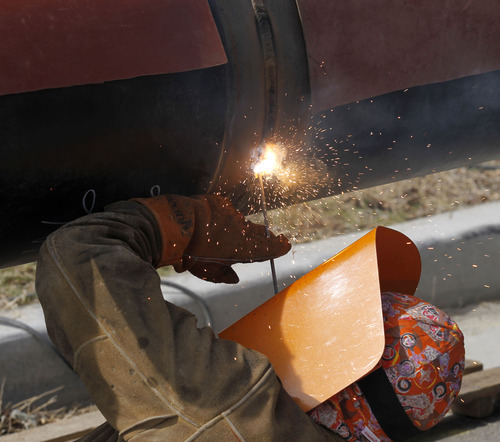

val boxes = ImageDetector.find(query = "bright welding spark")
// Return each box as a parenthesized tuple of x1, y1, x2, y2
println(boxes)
(253, 144, 281, 176)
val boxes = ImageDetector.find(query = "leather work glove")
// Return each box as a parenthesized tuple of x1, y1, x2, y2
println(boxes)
(133, 194, 291, 283)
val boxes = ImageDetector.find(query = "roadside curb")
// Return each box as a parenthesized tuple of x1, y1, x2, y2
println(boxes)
(0, 202, 499, 412)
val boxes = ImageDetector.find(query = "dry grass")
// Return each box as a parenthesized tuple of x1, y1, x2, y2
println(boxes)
(0, 380, 96, 436)
(0, 264, 37, 311)
(252, 161, 500, 243)
(1, 161, 499, 310)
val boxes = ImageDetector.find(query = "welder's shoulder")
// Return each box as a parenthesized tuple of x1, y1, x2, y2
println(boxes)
(38, 200, 160, 270)
(43, 200, 154, 246)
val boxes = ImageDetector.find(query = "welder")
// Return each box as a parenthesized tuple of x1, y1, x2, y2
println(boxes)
(36, 194, 337, 440)
(36, 194, 464, 441)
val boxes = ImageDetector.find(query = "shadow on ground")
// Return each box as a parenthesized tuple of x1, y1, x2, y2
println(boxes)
(408, 404, 500, 441)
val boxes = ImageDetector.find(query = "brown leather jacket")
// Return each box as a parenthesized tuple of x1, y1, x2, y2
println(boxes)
(36, 200, 337, 441)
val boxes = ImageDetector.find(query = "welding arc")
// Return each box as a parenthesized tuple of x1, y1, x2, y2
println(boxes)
(258, 173, 279, 295)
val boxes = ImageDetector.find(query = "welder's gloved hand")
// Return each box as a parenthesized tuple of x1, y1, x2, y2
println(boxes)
(133, 194, 291, 284)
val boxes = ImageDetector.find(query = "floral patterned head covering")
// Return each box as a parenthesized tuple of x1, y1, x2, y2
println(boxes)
(309, 292, 465, 441)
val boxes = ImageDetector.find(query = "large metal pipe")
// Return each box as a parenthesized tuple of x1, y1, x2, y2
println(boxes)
(1, 0, 499, 268)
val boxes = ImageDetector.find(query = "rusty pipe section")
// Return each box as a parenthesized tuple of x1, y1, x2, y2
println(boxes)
(1, 0, 500, 268)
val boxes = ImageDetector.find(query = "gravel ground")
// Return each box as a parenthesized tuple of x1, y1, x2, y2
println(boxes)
(1, 161, 499, 310)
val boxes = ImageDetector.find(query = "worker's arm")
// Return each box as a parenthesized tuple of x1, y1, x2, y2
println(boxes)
(131, 194, 291, 283)
(36, 196, 336, 441)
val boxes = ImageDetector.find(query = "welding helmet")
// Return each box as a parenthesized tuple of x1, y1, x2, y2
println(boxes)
(309, 292, 465, 442)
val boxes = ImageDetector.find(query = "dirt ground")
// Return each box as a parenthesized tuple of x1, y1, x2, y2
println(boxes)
(1, 161, 499, 311)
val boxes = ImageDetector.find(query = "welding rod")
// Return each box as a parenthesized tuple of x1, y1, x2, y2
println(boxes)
(258, 173, 279, 295)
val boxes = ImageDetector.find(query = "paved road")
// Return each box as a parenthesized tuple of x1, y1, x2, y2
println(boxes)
(410, 405, 500, 441)
(449, 300, 500, 371)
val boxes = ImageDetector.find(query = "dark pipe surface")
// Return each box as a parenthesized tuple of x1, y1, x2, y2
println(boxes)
(309, 70, 500, 198)
(0, 67, 227, 266)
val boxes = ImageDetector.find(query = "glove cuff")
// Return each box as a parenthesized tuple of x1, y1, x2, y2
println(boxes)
(132, 195, 195, 268)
